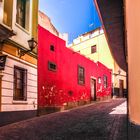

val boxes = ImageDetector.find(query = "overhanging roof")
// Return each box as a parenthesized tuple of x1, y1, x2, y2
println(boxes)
(94, 0, 127, 71)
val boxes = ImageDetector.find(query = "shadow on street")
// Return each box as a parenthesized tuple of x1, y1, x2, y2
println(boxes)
(0, 99, 127, 140)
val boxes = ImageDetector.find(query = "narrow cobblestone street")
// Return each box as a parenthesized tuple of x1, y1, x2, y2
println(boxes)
(0, 99, 127, 140)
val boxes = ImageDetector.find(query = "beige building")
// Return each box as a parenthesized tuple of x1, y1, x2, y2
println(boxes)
(38, 10, 59, 37)
(0, 0, 38, 125)
(39, 11, 68, 45)
(69, 27, 126, 98)
(94, 0, 140, 126)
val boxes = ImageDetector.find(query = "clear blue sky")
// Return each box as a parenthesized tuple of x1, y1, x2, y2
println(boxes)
(39, 0, 101, 43)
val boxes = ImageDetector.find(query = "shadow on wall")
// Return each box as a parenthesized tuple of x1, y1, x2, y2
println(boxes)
(113, 88, 127, 98)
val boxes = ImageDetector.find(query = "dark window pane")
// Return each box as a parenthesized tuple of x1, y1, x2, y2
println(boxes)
(16, 0, 26, 28)
(16, 0, 30, 30)
(48, 61, 57, 71)
(78, 66, 85, 85)
(91, 45, 97, 53)
(13, 66, 27, 101)
(50, 45, 55, 51)
(103, 75, 108, 88)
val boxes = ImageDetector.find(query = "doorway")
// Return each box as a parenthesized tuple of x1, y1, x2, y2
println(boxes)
(119, 79, 124, 97)
(91, 78, 96, 101)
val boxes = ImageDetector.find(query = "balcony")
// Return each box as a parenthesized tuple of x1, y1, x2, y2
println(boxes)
(0, 24, 15, 42)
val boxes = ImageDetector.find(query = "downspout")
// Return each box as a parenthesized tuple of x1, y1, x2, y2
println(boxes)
(32, 0, 39, 116)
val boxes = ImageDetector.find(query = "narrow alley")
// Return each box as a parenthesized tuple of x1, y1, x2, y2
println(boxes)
(0, 99, 127, 140)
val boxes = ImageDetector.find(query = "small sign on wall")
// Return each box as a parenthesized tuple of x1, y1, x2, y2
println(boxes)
(0, 55, 7, 70)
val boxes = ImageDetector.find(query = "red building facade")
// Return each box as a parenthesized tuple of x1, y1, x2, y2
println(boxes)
(38, 25, 112, 111)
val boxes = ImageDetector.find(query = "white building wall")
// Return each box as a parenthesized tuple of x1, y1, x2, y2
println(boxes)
(59, 33, 68, 46)
(11, 0, 33, 49)
(1, 54, 37, 111)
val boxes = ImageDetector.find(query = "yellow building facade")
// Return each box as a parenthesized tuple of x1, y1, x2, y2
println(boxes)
(0, 0, 38, 125)
(69, 27, 126, 98)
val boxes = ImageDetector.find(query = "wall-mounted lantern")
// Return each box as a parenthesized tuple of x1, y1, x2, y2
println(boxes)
(113, 69, 121, 77)
(118, 69, 121, 75)
(19, 38, 37, 57)
(0, 54, 7, 70)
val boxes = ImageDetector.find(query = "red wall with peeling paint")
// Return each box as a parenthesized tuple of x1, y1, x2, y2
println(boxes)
(38, 25, 112, 107)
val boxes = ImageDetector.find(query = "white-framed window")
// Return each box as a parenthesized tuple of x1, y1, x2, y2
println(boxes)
(103, 75, 108, 88)
(16, 0, 30, 31)
(13, 66, 27, 101)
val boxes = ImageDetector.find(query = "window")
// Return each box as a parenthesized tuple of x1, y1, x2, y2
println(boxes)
(91, 45, 97, 53)
(16, 0, 30, 30)
(68, 90, 73, 96)
(98, 77, 101, 84)
(78, 66, 85, 85)
(103, 75, 108, 88)
(50, 45, 55, 51)
(3, 0, 13, 27)
(48, 61, 57, 71)
(13, 66, 27, 101)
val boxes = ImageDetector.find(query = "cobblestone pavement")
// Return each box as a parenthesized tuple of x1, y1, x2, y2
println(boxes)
(0, 99, 127, 140)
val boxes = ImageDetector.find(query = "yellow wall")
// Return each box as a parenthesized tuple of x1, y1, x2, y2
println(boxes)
(1, 0, 38, 65)
(71, 33, 114, 70)
(125, 0, 140, 124)
(2, 43, 37, 65)
(113, 62, 127, 89)
(32, 0, 38, 41)
(3, 0, 13, 27)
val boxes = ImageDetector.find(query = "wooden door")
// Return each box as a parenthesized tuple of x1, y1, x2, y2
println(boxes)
(91, 79, 96, 101)
(119, 80, 124, 97)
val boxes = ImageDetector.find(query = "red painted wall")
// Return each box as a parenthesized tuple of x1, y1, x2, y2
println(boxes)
(38, 25, 112, 107)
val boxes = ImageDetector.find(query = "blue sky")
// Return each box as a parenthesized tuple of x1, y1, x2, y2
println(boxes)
(39, 0, 101, 43)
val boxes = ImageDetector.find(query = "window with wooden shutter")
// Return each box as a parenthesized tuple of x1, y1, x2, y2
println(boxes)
(13, 66, 27, 101)
(103, 75, 108, 88)
(91, 45, 97, 53)
(3, 0, 13, 27)
(78, 65, 85, 85)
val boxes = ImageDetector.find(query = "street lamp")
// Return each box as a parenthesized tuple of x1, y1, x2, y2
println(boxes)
(19, 38, 37, 57)
(28, 38, 37, 51)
